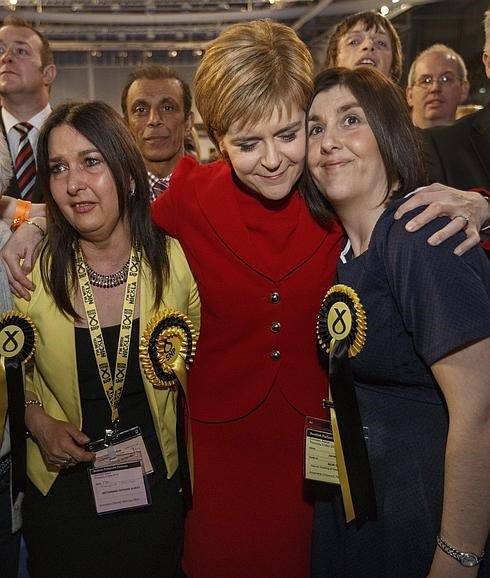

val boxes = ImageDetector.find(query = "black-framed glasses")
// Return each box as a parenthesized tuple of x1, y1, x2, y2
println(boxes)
(414, 73, 461, 89)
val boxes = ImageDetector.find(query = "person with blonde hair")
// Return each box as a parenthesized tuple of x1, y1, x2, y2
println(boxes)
(153, 20, 336, 578)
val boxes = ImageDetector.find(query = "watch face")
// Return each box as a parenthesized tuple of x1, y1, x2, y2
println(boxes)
(460, 553, 478, 567)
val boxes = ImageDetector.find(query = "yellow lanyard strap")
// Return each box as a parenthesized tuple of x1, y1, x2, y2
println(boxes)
(76, 245, 140, 424)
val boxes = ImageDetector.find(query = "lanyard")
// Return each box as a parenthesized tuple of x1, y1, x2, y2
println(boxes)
(76, 245, 140, 428)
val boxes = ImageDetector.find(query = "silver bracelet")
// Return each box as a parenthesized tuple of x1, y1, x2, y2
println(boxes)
(24, 399, 43, 409)
(436, 534, 484, 568)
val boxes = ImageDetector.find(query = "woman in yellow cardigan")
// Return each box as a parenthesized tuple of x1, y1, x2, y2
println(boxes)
(14, 101, 200, 578)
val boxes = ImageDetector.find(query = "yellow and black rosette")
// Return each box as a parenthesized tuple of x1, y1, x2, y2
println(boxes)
(316, 286, 376, 526)
(140, 309, 196, 390)
(0, 312, 37, 362)
(317, 284, 367, 358)
(0, 312, 37, 455)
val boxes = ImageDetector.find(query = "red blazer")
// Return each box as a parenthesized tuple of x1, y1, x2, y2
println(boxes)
(152, 157, 343, 422)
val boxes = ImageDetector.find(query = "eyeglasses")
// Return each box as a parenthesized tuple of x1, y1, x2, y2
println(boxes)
(0, 45, 32, 59)
(413, 73, 461, 89)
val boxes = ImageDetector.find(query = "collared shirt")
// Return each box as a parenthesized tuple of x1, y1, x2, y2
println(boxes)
(3, 104, 52, 162)
(148, 171, 171, 203)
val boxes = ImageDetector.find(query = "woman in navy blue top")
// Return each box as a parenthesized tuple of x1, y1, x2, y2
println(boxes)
(304, 67, 490, 578)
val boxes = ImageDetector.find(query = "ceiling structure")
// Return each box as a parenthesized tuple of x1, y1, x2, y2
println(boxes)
(1, 0, 441, 64)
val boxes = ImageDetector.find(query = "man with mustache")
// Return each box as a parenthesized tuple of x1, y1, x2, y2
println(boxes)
(121, 64, 195, 200)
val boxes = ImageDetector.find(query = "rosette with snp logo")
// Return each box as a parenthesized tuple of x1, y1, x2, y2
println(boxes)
(316, 286, 375, 525)
(140, 309, 197, 390)
(317, 284, 367, 358)
(0, 312, 37, 362)
(0, 312, 38, 459)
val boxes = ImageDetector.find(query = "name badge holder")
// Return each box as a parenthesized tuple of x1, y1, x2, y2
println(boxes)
(88, 425, 154, 475)
(304, 416, 340, 485)
(87, 459, 151, 516)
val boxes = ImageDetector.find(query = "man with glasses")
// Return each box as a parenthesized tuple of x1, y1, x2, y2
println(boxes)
(420, 13, 490, 190)
(406, 44, 469, 129)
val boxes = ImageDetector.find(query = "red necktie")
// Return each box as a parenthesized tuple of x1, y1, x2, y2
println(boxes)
(14, 122, 36, 200)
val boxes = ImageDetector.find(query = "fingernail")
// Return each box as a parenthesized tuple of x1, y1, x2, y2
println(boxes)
(454, 248, 462, 256)
(405, 222, 415, 232)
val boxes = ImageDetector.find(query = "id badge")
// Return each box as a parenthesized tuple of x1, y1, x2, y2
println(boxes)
(304, 417, 340, 484)
(88, 461, 151, 515)
(88, 426, 154, 475)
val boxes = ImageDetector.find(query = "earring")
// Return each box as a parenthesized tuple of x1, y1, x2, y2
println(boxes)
(129, 177, 136, 197)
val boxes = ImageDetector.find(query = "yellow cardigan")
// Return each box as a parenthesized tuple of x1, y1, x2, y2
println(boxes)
(14, 238, 200, 495)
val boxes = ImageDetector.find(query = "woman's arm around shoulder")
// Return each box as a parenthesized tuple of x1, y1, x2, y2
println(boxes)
(394, 184, 490, 256)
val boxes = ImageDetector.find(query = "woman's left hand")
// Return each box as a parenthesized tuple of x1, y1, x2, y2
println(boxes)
(394, 183, 490, 255)
(26, 405, 95, 469)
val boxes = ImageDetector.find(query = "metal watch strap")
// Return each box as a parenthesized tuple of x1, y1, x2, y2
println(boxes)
(436, 535, 484, 568)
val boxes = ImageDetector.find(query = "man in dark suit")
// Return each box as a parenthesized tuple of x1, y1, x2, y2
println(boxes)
(421, 10, 490, 191)
(0, 16, 56, 202)
(422, 104, 490, 190)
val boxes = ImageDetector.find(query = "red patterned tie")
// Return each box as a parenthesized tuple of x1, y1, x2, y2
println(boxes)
(14, 122, 36, 200)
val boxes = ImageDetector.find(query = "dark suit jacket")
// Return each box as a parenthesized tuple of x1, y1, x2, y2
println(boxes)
(0, 110, 43, 202)
(421, 104, 490, 190)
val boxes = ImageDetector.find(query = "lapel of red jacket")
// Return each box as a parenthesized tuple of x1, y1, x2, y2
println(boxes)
(195, 161, 333, 282)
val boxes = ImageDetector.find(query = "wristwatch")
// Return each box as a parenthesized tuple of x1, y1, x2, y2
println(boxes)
(436, 535, 485, 568)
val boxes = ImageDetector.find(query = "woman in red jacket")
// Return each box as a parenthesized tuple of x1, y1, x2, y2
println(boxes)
(152, 21, 341, 578)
